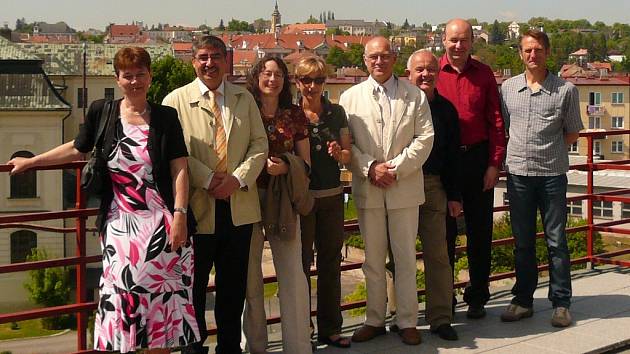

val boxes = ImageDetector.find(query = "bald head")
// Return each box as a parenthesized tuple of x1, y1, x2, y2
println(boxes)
(443, 18, 473, 69)
(363, 36, 396, 84)
(407, 49, 438, 71)
(407, 50, 439, 100)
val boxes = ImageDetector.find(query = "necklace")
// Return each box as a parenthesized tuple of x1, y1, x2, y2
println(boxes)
(130, 106, 148, 116)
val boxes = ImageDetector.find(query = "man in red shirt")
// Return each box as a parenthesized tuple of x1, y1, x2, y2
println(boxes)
(436, 18, 506, 319)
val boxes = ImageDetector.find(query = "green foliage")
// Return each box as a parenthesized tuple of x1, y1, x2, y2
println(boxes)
(23, 249, 72, 329)
(393, 45, 417, 77)
(217, 19, 225, 31)
(306, 15, 320, 24)
(344, 281, 367, 316)
(326, 45, 366, 71)
(473, 41, 523, 75)
(147, 55, 196, 104)
(227, 19, 253, 33)
(78, 33, 104, 43)
(489, 20, 506, 45)
(489, 214, 605, 273)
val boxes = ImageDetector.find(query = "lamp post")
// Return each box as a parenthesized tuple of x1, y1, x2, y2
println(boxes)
(82, 42, 87, 122)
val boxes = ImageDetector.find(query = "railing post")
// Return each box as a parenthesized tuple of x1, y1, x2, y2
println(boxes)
(586, 136, 594, 270)
(75, 167, 88, 350)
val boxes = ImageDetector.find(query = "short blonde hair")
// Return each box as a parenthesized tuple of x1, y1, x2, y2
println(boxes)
(294, 55, 327, 77)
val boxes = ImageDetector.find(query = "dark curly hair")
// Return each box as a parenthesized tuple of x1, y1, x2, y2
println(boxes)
(246, 56, 293, 109)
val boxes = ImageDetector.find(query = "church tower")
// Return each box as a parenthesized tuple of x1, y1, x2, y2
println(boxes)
(270, 1, 281, 33)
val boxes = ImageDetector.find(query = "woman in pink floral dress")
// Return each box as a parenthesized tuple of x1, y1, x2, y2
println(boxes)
(7, 47, 199, 353)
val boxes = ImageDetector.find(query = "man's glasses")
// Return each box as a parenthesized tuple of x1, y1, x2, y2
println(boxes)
(195, 53, 224, 63)
(365, 53, 393, 62)
(298, 76, 326, 85)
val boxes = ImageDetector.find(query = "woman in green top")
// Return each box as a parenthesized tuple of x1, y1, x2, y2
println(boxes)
(296, 55, 352, 349)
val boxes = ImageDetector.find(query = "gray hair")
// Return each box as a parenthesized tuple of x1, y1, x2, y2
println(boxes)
(406, 49, 438, 70)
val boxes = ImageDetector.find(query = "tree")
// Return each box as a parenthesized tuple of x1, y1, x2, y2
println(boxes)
(252, 18, 268, 33)
(326, 47, 351, 69)
(217, 19, 225, 31)
(306, 15, 319, 24)
(227, 18, 251, 33)
(402, 18, 410, 30)
(24, 249, 72, 329)
(489, 20, 505, 45)
(148, 56, 196, 104)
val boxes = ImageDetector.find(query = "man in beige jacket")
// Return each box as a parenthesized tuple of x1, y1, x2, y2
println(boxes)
(340, 37, 434, 346)
(163, 35, 268, 354)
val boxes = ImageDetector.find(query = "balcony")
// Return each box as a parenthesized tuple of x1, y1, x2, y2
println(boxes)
(587, 104, 606, 116)
(1, 130, 630, 353)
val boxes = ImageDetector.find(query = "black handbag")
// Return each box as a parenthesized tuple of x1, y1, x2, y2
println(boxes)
(81, 100, 113, 196)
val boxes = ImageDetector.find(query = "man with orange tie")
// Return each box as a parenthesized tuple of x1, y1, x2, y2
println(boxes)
(163, 35, 268, 354)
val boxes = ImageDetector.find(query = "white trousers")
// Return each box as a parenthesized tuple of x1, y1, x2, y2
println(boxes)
(358, 206, 419, 329)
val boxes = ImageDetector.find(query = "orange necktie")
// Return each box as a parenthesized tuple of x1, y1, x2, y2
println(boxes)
(208, 90, 227, 173)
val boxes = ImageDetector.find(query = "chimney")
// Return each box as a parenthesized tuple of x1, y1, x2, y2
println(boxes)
(226, 46, 234, 76)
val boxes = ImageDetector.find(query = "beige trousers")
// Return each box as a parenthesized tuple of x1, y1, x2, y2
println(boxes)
(386, 175, 454, 327)
(243, 220, 312, 354)
(358, 206, 419, 329)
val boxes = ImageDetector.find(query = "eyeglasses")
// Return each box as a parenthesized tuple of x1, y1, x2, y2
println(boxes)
(260, 70, 285, 79)
(195, 53, 224, 63)
(298, 76, 326, 85)
(365, 53, 394, 62)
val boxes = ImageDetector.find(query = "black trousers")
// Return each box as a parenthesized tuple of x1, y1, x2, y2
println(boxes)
(191, 200, 253, 354)
(446, 142, 494, 308)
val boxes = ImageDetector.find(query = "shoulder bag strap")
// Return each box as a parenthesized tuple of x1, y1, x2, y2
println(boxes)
(93, 100, 113, 152)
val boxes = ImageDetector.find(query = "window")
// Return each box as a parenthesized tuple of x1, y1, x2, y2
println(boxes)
(623, 202, 630, 219)
(10, 151, 36, 198)
(589, 92, 601, 105)
(568, 142, 578, 153)
(612, 141, 624, 153)
(595, 141, 602, 154)
(588, 116, 601, 129)
(77, 87, 88, 108)
(503, 192, 509, 206)
(612, 116, 624, 129)
(104, 87, 115, 100)
(612, 92, 624, 104)
(10, 230, 37, 263)
(593, 200, 613, 218)
(567, 200, 583, 217)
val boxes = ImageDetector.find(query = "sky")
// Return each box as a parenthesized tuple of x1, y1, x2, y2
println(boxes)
(2, 0, 629, 31)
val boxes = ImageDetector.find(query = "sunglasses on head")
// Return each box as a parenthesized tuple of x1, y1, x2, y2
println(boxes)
(298, 76, 326, 85)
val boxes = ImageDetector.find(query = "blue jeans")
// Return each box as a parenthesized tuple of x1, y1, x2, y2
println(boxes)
(507, 174, 572, 308)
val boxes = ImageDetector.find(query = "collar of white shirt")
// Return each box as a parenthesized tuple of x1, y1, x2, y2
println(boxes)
(368, 74, 397, 98)
(196, 77, 225, 101)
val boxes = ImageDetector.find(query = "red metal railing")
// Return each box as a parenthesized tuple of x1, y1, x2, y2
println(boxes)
(1, 130, 629, 352)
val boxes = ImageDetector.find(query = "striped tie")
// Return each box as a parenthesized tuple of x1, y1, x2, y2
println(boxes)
(208, 90, 227, 173)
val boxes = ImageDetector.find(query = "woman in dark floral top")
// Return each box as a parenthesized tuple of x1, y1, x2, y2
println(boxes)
(242, 56, 313, 354)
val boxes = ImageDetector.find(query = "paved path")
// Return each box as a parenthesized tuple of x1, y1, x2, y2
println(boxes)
(2, 267, 629, 354)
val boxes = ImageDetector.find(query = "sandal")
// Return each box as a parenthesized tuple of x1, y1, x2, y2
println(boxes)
(319, 335, 352, 348)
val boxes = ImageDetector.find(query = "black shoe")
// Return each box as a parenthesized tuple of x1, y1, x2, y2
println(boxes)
(181, 344, 209, 354)
(466, 305, 486, 319)
(430, 323, 458, 341)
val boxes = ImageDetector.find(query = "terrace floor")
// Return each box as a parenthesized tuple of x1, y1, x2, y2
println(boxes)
(1, 267, 629, 354)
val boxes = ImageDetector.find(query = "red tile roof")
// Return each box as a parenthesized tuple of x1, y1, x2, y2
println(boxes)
(282, 23, 326, 34)
(109, 24, 141, 37)
(233, 49, 257, 65)
(172, 42, 192, 52)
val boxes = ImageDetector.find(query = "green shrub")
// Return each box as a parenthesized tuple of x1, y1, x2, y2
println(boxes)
(23, 249, 72, 330)
(343, 281, 367, 316)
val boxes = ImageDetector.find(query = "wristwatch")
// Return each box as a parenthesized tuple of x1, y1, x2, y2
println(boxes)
(174, 207, 187, 214)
